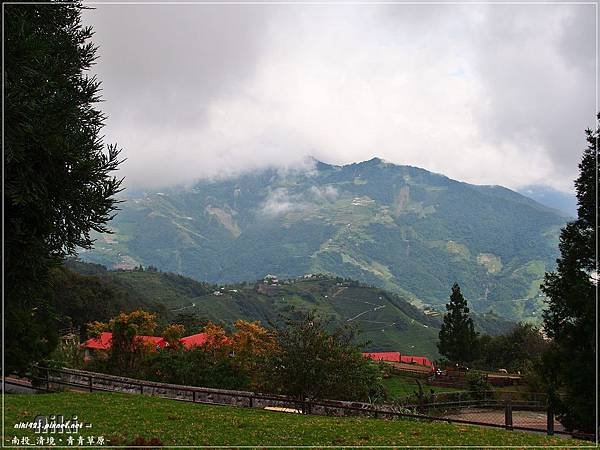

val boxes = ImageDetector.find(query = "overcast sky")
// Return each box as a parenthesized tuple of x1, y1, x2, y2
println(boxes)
(82, 2, 596, 194)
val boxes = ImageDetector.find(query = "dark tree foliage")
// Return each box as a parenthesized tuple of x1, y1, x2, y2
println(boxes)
(173, 313, 212, 334)
(267, 311, 383, 402)
(473, 323, 548, 372)
(142, 348, 249, 391)
(107, 311, 156, 375)
(438, 283, 479, 364)
(540, 116, 598, 433)
(5, 1, 123, 373)
(46, 267, 155, 336)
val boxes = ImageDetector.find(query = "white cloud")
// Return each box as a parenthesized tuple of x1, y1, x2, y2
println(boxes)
(261, 188, 310, 217)
(309, 185, 339, 202)
(83, 3, 595, 194)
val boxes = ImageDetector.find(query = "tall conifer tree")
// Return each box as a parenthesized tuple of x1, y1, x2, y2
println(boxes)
(438, 283, 479, 364)
(540, 116, 598, 433)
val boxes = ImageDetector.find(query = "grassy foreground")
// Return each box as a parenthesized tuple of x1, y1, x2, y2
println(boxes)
(4, 392, 589, 447)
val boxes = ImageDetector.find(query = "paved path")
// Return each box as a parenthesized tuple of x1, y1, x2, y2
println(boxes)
(443, 407, 565, 432)
(4, 377, 38, 394)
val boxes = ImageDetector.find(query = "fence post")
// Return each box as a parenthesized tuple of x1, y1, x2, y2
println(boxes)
(140, 384, 144, 395)
(193, 391, 197, 403)
(88, 376, 93, 393)
(504, 397, 513, 430)
(547, 405, 554, 436)
(46, 367, 50, 391)
(249, 395, 253, 408)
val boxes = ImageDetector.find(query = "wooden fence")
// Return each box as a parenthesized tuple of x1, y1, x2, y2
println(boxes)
(399, 389, 549, 409)
(29, 366, 589, 439)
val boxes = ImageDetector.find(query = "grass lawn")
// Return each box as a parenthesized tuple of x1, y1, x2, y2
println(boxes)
(382, 374, 462, 400)
(4, 392, 590, 447)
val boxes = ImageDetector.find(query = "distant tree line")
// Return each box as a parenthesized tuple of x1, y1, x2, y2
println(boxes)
(437, 283, 548, 373)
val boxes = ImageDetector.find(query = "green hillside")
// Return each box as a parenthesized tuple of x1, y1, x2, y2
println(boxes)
(80, 158, 567, 321)
(63, 260, 514, 358)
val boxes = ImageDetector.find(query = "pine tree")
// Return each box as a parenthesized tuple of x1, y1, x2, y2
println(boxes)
(5, 1, 123, 373)
(438, 283, 479, 364)
(540, 116, 598, 433)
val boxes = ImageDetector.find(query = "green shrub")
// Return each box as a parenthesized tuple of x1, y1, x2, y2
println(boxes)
(466, 372, 492, 400)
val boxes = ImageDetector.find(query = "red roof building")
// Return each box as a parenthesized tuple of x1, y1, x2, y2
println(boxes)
(82, 332, 113, 350)
(362, 351, 401, 363)
(82, 332, 168, 351)
(82, 331, 231, 352)
(180, 333, 210, 349)
(362, 351, 435, 370)
(180, 333, 232, 349)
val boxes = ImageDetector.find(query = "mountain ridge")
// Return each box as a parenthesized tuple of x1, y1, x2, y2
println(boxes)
(62, 259, 516, 358)
(81, 157, 567, 321)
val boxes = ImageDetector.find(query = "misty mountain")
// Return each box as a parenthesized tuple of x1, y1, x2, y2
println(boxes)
(80, 157, 568, 321)
(517, 185, 577, 218)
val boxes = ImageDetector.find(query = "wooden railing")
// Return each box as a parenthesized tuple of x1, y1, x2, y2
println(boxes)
(28, 366, 592, 440)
